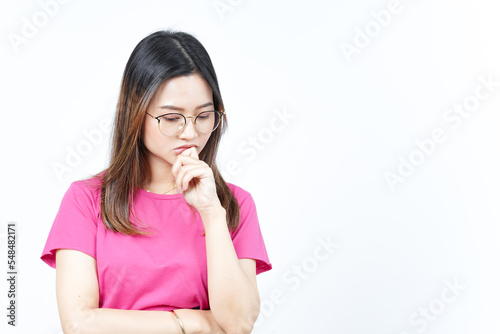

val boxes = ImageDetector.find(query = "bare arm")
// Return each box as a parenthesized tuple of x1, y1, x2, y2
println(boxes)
(201, 207, 261, 334)
(55, 249, 225, 334)
(171, 147, 262, 334)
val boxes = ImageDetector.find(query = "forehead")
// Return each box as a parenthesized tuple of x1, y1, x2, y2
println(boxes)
(152, 74, 213, 106)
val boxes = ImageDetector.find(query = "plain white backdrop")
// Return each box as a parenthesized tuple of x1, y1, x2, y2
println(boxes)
(1, 0, 500, 333)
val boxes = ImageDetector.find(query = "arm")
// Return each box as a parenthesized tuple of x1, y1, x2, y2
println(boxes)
(172, 147, 262, 334)
(201, 208, 261, 334)
(55, 249, 225, 334)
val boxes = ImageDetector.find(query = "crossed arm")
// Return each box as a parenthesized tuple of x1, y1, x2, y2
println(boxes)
(55, 208, 260, 334)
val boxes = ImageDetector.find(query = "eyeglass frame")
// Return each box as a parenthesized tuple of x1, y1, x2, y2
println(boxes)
(145, 110, 225, 137)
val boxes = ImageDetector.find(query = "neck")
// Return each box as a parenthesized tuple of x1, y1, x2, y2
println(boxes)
(143, 155, 176, 193)
(143, 180, 177, 194)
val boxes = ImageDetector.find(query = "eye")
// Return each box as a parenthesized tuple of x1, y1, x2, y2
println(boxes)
(162, 115, 183, 122)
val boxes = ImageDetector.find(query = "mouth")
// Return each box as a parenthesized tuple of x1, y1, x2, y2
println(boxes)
(174, 145, 197, 155)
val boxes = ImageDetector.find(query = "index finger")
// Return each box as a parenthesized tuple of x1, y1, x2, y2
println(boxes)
(181, 146, 199, 160)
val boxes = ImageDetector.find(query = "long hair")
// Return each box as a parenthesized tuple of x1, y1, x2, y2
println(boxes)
(91, 30, 240, 235)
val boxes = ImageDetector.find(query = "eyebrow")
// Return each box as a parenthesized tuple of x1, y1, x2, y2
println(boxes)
(158, 102, 213, 111)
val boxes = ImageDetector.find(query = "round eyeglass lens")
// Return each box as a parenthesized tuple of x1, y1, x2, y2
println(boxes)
(195, 111, 219, 134)
(159, 114, 185, 136)
(158, 111, 221, 136)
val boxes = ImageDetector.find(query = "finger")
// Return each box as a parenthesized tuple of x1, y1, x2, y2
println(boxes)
(171, 148, 200, 177)
(171, 155, 203, 178)
(177, 165, 209, 192)
(176, 163, 197, 191)
(181, 146, 199, 160)
(176, 160, 209, 191)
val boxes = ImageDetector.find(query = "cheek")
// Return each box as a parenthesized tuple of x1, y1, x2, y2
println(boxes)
(200, 134, 211, 146)
(198, 134, 212, 153)
(143, 122, 169, 152)
(142, 122, 154, 149)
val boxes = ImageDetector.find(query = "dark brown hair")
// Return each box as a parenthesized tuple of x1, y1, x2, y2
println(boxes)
(91, 30, 240, 235)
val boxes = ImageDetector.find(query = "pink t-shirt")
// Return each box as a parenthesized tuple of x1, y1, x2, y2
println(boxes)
(40, 176, 272, 311)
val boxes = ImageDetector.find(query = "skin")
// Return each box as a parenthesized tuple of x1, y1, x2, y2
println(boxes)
(144, 73, 261, 331)
(55, 73, 261, 334)
(141, 73, 215, 200)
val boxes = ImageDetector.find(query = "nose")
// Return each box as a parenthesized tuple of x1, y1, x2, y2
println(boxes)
(178, 117, 198, 139)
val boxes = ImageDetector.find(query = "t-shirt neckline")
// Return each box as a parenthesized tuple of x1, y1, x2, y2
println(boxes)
(137, 188, 185, 200)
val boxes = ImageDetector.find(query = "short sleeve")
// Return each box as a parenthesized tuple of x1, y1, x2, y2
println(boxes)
(40, 181, 99, 269)
(230, 188, 272, 275)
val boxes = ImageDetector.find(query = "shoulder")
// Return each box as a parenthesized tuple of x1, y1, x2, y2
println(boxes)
(226, 182, 259, 215)
(62, 175, 104, 213)
(70, 175, 103, 196)
(226, 182, 252, 202)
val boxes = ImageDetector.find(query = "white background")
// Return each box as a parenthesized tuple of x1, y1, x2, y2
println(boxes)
(1, 0, 500, 333)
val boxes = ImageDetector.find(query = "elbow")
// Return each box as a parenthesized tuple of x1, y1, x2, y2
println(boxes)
(61, 317, 84, 334)
(213, 293, 260, 334)
(224, 323, 254, 334)
(61, 321, 80, 334)
(61, 309, 96, 334)
(223, 307, 260, 334)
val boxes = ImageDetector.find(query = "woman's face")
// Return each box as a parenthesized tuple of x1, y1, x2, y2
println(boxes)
(142, 73, 214, 169)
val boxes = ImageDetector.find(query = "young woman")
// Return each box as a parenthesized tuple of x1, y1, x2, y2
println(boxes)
(41, 30, 272, 334)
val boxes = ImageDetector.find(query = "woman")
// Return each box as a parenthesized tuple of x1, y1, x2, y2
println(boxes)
(41, 30, 272, 334)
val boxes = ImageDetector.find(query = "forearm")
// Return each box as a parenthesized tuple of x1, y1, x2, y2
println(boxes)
(201, 208, 260, 334)
(64, 308, 222, 334)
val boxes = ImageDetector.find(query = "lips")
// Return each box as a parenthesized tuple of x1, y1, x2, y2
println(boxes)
(174, 145, 197, 155)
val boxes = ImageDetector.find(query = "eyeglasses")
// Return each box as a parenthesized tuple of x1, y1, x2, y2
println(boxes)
(146, 110, 225, 137)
